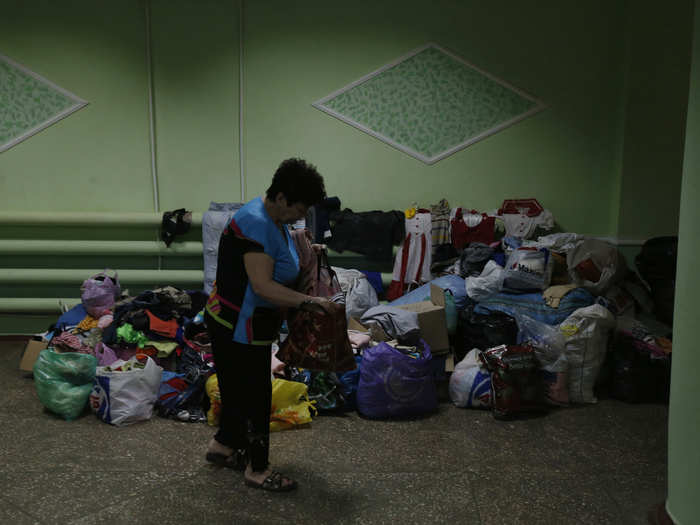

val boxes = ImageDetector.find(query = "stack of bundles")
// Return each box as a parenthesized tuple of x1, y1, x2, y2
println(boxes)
(452, 232, 669, 410)
(45, 272, 212, 424)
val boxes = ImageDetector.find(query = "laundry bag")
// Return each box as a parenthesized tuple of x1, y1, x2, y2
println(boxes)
(203, 375, 317, 430)
(502, 247, 553, 291)
(567, 239, 627, 296)
(89, 354, 163, 426)
(277, 302, 356, 372)
(33, 349, 97, 420)
(449, 349, 492, 408)
(480, 344, 546, 420)
(205, 373, 222, 426)
(560, 305, 616, 404)
(270, 378, 317, 431)
(356, 340, 437, 419)
(345, 276, 379, 321)
(516, 314, 569, 406)
(80, 270, 121, 317)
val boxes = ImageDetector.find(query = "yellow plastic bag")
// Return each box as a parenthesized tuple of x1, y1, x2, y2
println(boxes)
(270, 378, 317, 432)
(205, 373, 222, 426)
(205, 375, 316, 431)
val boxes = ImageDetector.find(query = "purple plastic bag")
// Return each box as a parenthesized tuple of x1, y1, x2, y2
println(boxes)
(94, 342, 119, 366)
(81, 270, 120, 317)
(356, 340, 437, 419)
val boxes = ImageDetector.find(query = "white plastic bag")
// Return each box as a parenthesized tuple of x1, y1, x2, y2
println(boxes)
(448, 349, 492, 408)
(465, 260, 505, 301)
(567, 239, 627, 296)
(89, 355, 163, 426)
(560, 305, 616, 404)
(516, 314, 569, 405)
(331, 267, 365, 293)
(503, 248, 553, 291)
(345, 276, 379, 320)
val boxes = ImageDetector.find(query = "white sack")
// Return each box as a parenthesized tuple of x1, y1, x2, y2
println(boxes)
(560, 304, 616, 404)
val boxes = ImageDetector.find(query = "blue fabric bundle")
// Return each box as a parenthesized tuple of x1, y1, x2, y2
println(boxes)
(388, 275, 468, 310)
(474, 287, 595, 325)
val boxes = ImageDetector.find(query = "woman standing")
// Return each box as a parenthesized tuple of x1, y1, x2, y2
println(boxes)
(204, 158, 329, 492)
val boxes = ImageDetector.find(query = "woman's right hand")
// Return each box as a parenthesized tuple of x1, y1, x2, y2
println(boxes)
(300, 296, 332, 314)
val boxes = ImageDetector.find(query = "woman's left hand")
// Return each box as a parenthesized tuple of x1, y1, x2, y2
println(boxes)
(311, 243, 326, 254)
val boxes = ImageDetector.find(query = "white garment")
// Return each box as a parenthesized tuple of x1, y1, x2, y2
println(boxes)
(391, 211, 432, 287)
(499, 209, 554, 239)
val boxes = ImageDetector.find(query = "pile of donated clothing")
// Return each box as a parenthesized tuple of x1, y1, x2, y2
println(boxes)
(31, 198, 674, 427)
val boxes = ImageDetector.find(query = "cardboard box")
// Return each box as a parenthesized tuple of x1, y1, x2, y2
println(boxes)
(395, 284, 450, 355)
(19, 337, 48, 373)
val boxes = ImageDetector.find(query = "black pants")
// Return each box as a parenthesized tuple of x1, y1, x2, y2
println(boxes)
(206, 313, 272, 472)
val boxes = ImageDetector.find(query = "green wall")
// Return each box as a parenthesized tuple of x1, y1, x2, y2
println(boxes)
(150, 0, 242, 210)
(243, 0, 628, 235)
(667, 3, 700, 522)
(0, 0, 656, 236)
(0, 0, 695, 325)
(0, 1, 153, 212)
(616, 0, 694, 240)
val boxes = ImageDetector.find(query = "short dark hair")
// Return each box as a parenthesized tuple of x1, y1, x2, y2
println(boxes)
(266, 158, 326, 207)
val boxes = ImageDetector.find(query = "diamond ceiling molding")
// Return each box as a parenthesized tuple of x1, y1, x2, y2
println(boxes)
(313, 43, 545, 164)
(0, 53, 87, 153)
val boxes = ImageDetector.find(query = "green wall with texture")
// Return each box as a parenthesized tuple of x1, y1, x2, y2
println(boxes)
(0, 1, 153, 211)
(2, 0, 684, 238)
(243, 0, 627, 235)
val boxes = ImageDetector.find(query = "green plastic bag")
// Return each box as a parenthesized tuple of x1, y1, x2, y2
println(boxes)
(423, 290, 458, 336)
(33, 349, 97, 421)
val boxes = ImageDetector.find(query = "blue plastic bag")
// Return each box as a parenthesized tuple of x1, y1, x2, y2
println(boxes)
(357, 340, 437, 419)
(338, 355, 363, 410)
(388, 275, 468, 310)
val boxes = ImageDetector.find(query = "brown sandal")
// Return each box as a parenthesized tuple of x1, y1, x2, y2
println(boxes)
(244, 471, 298, 492)
(205, 449, 247, 471)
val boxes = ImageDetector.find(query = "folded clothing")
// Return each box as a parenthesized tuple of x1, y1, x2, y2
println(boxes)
(361, 306, 420, 345)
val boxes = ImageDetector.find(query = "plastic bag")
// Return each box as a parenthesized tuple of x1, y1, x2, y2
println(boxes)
(270, 378, 317, 431)
(389, 275, 468, 310)
(356, 340, 437, 419)
(205, 373, 221, 426)
(567, 239, 627, 295)
(33, 349, 97, 420)
(465, 260, 505, 301)
(516, 314, 569, 405)
(503, 247, 553, 291)
(80, 270, 120, 317)
(480, 344, 546, 419)
(448, 349, 492, 408)
(277, 302, 356, 372)
(560, 305, 616, 403)
(458, 308, 519, 354)
(345, 276, 379, 321)
(89, 354, 163, 426)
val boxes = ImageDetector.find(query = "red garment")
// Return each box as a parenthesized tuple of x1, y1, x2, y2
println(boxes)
(290, 229, 318, 296)
(145, 310, 178, 338)
(386, 232, 428, 301)
(498, 198, 543, 217)
(451, 208, 495, 251)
